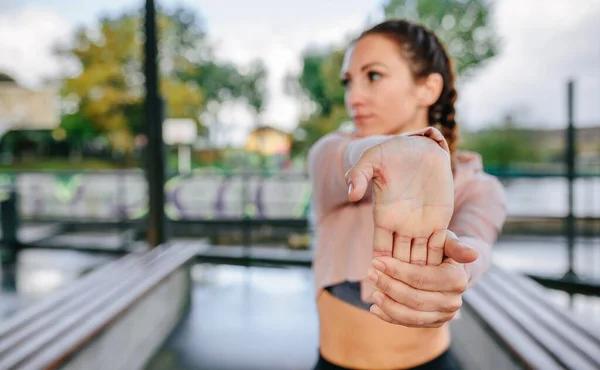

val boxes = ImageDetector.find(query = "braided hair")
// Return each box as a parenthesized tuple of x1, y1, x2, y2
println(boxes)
(358, 19, 459, 156)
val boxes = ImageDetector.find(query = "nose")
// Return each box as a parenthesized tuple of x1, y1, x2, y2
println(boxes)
(345, 82, 366, 113)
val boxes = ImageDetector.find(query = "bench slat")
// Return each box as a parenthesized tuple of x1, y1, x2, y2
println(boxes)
(0, 250, 145, 339)
(0, 246, 185, 369)
(492, 267, 600, 344)
(19, 243, 200, 370)
(476, 278, 598, 370)
(486, 269, 600, 367)
(0, 253, 152, 357)
(463, 286, 564, 370)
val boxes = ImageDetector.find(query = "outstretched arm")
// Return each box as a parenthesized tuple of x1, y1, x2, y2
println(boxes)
(448, 174, 507, 287)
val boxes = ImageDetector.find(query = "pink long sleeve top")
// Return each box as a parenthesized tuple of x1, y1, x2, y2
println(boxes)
(308, 127, 507, 303)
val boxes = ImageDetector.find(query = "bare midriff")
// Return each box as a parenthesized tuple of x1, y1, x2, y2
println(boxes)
(317, 289, 451, 370)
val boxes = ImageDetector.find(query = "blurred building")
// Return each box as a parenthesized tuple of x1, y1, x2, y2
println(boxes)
(0, 75, 61, 161)
(0, 77, 59, 132)
(244, 125, 292, 171)
(244, 125, 291, 156)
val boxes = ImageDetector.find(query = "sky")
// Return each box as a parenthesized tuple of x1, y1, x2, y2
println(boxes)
(0, 0, 599, 146)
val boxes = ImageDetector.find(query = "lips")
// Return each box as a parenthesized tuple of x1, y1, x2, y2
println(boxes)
(353, 114, 373, 123)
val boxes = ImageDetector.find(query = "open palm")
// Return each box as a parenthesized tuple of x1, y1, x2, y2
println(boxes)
(347, 135, 454, 266)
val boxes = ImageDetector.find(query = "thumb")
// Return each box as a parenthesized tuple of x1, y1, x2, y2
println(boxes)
(444, 231, 478, 264)
(345, 151, 376, 202)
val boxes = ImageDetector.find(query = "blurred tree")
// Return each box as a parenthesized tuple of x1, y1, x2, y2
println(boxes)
(460, 115, 541, 169)
(57, 5, 266, 154)
(60, 113, 99, 147)
(383, 0, 498, 77)
(285, 47, 348, 158)
(287, 0, 499, 159)
(0, 72, 16, 83)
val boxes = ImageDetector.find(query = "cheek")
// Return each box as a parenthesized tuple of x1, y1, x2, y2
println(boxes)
(377, 84, 417, 123)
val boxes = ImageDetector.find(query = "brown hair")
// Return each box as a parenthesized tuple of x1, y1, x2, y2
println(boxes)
(357, 19, 459, 156)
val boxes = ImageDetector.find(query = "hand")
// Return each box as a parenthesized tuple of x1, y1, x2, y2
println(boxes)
(346, 134, 454, 266)
(367, 256, 468, 328)
(365, 231, 478, 327)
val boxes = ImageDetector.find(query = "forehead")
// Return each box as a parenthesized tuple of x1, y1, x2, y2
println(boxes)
(341, 34, 404, 74)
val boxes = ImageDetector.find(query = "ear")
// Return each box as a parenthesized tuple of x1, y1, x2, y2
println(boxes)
(417, 73, 444, 107)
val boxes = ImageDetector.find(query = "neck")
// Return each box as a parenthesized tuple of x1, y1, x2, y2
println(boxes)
(391, 120, 429, 135)
(391, 110, 429, 135)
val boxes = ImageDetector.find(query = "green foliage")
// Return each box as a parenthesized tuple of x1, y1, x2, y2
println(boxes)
(286, 47, 349, 158)
(58, 5, 266, 153)
(383, 0, 498, 77)
(0, 72, 15, 83)
(60, 113, 100, 146)
(460, 118, 541, 169)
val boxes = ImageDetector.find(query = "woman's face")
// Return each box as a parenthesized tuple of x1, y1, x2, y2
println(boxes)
(341, 34, 431, 137)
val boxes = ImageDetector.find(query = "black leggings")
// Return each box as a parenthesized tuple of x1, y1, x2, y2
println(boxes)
(313, 349, 460, 370)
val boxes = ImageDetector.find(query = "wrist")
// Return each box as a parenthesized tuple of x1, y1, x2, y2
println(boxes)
(343, 135, 391, 168)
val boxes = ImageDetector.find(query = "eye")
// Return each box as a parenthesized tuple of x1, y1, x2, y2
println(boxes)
(368, 71, 382, 82)
(340, 77, 350, 88)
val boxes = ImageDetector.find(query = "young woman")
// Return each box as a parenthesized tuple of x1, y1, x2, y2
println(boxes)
(308, 19, 507, 369)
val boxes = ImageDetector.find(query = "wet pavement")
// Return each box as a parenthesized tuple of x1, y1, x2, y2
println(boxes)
(148, 264, 319, 370)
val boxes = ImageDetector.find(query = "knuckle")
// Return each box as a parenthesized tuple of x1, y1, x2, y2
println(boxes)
(395, 234, 412, 247)
(412, 313, 428, 327)
(428, 242, 444, 253)
(406, 293, 426, 310)
(444, 296, 463, 312)
(384, 259, 402, 280)
(378, 274, 392, 294)
(412, 237, 428, 247)
(453, 278, 468, 293)
(408, 271, 427, 288)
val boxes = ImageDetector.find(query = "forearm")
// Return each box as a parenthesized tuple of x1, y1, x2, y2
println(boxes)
(458, 235, 493, 288)
(449, 175, 507, 288)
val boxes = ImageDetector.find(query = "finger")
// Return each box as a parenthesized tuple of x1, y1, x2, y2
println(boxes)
(444, 232, 478, 264)
(392, 232, 411, 262)
(345, 148, 379, 202)
(372, 291, 455, 328)
(371, 301, 452, 328)
(373, 225, 394, 259)
(426, 230, 446, 266)
(369, 269, 462, 313)
(409, 237, 428, 266)
(369, 303, 397, 324)
(374, 256, 467, 293)
(371, 302, 451, 328)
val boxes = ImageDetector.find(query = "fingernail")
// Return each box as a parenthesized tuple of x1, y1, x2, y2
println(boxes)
(372, 258, 385, 271)
(370, 304, 383, 316)
(367, 268, 378, 283)
(348, 182, 353, 197)
(372, 291, 383, 306)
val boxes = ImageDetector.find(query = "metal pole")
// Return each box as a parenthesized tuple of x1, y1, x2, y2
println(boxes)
(144, 0, 167, 247)
(565, 80, 577, 280)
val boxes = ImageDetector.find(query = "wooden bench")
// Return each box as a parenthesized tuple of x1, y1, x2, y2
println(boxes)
(0, 242, 200, 370)
(450, 265, 600, 370)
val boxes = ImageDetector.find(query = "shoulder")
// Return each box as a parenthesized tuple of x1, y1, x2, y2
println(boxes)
(454, 150, 505, 200)
(309, 131, 352, 155)
(307, 131, 353, 170)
